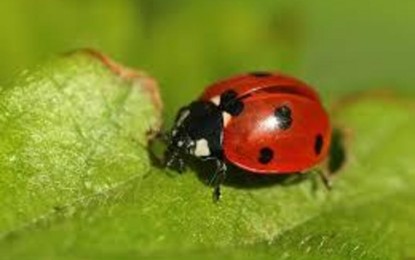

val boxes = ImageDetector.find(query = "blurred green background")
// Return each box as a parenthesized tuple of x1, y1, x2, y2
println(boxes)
(1, 1, 415, 258)
(1, 0, 415, 121)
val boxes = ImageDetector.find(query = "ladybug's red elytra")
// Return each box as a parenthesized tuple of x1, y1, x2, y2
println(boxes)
(165, 72, 332, 199)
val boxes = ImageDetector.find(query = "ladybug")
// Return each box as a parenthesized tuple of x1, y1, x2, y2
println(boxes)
(165, 72, 332, 200)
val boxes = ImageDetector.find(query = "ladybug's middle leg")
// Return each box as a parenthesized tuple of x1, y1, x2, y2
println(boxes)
(211, 159, 227, 202)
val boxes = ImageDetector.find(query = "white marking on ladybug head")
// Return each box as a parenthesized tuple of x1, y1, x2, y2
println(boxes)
(172, 129, 178, 137)
(189, 140, 195, 146)
(176, 109, 190, 126)
(193, 138, 210, 157)
(210, 95, 220, 106)
(223, 112, 232, 127)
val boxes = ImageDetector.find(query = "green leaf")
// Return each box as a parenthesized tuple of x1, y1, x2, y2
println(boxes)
(0, 49, 161, 237)
(1, 80, 415, 259)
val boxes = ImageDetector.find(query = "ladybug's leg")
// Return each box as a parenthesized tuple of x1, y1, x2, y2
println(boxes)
(165, 148, 185, 173)
(317, 127, 346, 190)
(164, 149, 176, 168)
(176, 157, 185, 173)
(211, 160, 227, 202)
(317, 169, 333, 190)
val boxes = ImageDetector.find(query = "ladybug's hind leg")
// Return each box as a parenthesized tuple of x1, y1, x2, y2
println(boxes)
(307, 168, 332, 191)
(210, 159, 227, 202)
(316, 127, 347, 190)
(318, 169, 333, 190)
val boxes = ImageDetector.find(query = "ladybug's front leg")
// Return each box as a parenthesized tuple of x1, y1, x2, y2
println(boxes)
(211, 160, 227, 202)
(165, 147, 186, 173)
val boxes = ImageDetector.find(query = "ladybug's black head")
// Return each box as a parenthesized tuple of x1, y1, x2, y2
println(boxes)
(166, 101, 224, 164)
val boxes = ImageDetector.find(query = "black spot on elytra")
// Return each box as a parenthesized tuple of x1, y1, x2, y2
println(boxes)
(258, 147, 274, 164)
(250, 72, 273, 77)
(219, 90, 244, 116)
(220, 89, 238, 101)
(315, 134, 324, 155)
(274, 105, 293, 130)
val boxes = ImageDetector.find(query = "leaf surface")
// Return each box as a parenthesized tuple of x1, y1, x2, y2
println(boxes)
(2, 82, 415, 259)
(0, 50, 161, 239)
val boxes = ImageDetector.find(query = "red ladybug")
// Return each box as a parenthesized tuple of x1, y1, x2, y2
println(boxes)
(165, 72, 331, 199)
